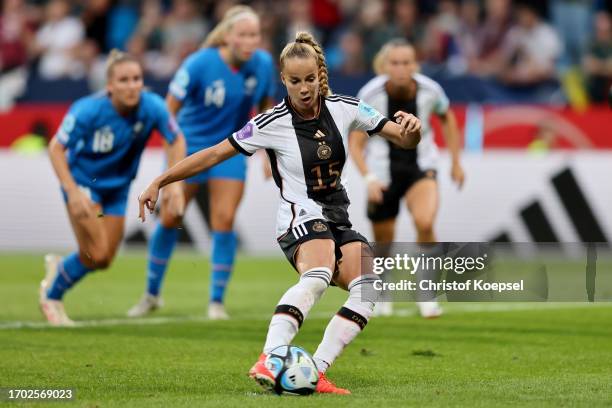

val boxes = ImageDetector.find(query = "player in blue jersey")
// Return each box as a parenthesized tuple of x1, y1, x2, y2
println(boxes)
(127, 5, 276, 320)
(40, 50, 186, 326)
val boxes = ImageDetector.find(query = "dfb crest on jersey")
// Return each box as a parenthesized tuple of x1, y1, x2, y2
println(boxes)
(317, 142, 332, 160)
(244, 76, 258, 95)
(205, 80, 226, 108)
(312, 221, 328, 233)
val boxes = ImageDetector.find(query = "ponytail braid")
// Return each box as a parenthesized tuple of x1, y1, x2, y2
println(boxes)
(280, 31, 332, 97)
(295, 32, 331, 96)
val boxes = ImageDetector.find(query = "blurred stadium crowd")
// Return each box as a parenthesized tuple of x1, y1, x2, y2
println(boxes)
(1, 0, 611, 108)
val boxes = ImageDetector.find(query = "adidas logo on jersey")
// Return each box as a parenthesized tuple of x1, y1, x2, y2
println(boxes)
(299, 209, 307, 216)
(314, 129, 326, 139)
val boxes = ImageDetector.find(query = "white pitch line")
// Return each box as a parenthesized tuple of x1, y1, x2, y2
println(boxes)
(0, 302, 609, 330)
(0, 315, 207, 330)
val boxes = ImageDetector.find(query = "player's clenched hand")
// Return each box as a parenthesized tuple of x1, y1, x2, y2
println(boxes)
(138, 182, 160, 222)
(451, 162, 465, 189)
(67, 188, 95, 219)
(163, 182, 185, 218)
(394, 111, 421, 138)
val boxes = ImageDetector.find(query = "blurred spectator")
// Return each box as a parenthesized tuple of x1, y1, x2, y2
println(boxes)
(421, 0, 461, 66)
(3, 0, 606, 107)
(497, 2, 562, 85)
(551, 0, 593, 69)
(1, 0, 33, 72)
(268, 0, 321, 57)
(329, 29, 366, 75)
(355, 0, 396, 64)
(311, 0, 342, 45)
(161, 0, 207, 63)
(106, 0, 138, 51)
(126, 0, 171, 78)
(79, 0, 112, 73)
(250, 0, 281, 54)
(285, 0, 319, 45)
(82, 0, 112, 54)
(582, 11, 612, 103)
(450, 0, 481, 74)
(129, 0, 164, 52)
(32, 0, 85, 79)
(468, 0, 513, 77)
(391, 0, 425, 50)
(128, 0, 206, 80)
(335, 0, 361, 21)
(0, 0, 34, 109)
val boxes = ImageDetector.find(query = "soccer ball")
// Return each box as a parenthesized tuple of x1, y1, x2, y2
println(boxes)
(264, 345, 319, 395)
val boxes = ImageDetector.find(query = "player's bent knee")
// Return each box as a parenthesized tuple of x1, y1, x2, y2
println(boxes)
(414, 216, 435, 235)
(210, 211, 236, 231)
(160, 210, 183, 228)
(83, 249, 113, 270)
(160, 215, 182, 229)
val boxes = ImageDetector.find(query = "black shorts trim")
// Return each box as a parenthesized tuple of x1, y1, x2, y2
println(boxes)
(277, 219, 370, 272)
(367, 167, 437, 222)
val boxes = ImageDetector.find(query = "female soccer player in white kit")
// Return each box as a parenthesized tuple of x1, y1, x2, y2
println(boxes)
(350, 39, 465, 318)
(137, 32, 421, 394)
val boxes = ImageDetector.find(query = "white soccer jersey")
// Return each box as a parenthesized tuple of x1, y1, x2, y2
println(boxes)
(357, 73, 449, 185)
(228, 95, 389, 237)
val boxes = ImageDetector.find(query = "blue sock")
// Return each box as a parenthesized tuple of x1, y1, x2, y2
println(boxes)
(47, 252, 93, 300)
(147, 224, 178, 296)
(210, 231, 237, 304)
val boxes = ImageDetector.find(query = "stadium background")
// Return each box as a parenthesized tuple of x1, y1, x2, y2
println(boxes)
(1, 0, 610, 251)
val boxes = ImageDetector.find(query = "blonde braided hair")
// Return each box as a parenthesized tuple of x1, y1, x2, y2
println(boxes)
(280, 31, 332, 96)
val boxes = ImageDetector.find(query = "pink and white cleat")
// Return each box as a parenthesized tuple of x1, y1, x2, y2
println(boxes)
(39, 254, 75, 327)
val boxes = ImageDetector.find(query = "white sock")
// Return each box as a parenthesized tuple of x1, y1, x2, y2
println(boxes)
(313, 274, 380, 372)
(263, 267, 332, 354)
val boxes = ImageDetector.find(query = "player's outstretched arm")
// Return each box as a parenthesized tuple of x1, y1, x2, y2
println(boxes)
(379, 111, 421, 149)
(138, 139, 238, 221)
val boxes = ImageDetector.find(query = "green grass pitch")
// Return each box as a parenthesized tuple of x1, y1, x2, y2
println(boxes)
(1, 252, 611, 407)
